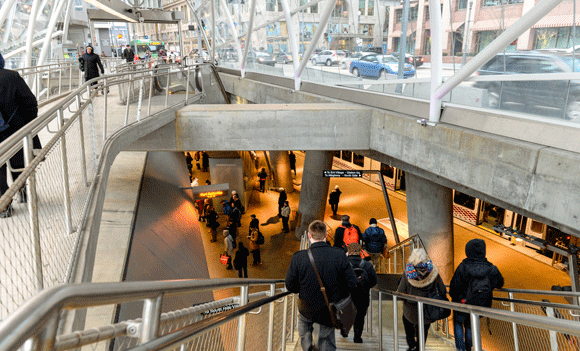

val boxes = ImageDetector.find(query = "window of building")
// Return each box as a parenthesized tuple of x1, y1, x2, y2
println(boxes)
(409, 6, 418, 21)
(266, 0, 275, 11)
(277, 0, 283, 11)
(334, 150, 341, 158)
(457, 0, 467, 9)
(342, 150, 352, 162)
(454, 191, 476, 210)
(380, 163, 394, 178)
(359, 0, 366, 15)
(353, 153, 365, 167)
(311, 3, 318, 13)
(534, 27, 580, 50)
(367, 0, 374, 16)
(477, 30, 497, 52)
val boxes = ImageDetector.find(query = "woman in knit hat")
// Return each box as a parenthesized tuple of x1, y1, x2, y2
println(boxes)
(396, 248, 447, 351)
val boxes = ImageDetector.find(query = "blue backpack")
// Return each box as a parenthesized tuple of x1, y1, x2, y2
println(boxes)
(222, 201, 232, 216)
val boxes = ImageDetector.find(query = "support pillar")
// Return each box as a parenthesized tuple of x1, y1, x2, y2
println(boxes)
(406, 173, 454, 282)
(269, 151, 294, 194)
(294, 151, 333, 239)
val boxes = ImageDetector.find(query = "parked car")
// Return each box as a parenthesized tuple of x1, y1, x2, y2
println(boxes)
(340, 51, 375, 69)
(189, 49, 219, 65)
(310, 50, 345, 66)
(473, 51, 580, 121)
(274, 52, 293, 64)
(349, 54, 415, 79)
(247, 51, 276, 66)
(390, 52, 424, 67)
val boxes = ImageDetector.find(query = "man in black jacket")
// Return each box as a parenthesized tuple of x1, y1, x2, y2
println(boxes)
(449, 239, 504, 351)
(123, 44, 135, 63)
(285, 220, 357, 351)
(0, 53, 42, 217)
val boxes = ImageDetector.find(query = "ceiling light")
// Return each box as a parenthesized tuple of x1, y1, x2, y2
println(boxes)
(84, 0, 138, 22)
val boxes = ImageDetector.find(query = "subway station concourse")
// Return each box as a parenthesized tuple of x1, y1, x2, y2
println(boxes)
(2, 0, 580, 350)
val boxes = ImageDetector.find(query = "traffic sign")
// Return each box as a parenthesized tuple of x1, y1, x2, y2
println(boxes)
(323, 170, 363, 178)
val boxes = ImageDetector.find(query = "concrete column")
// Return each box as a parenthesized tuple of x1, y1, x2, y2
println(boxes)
(269, 151, 294, 194)
(406, 173, 454, 283)
(294, 151, 333, 239)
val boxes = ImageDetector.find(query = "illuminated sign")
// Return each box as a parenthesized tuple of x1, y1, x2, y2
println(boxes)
(323, 170, 363, 178)
(198, 191, 226, 199)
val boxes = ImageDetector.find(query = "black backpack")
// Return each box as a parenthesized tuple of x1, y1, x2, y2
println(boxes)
(465, 274, 492, 307)
(0, 109, 16, 133)
(352, 260, 369, 290)
(257, 231, 265, 245)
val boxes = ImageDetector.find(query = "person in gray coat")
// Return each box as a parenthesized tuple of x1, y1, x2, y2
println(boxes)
(397, 248, 446, 351)
(223, 229, 234, 270)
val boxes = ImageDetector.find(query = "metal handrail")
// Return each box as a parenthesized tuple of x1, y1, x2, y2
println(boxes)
(496, 287, 580, 297)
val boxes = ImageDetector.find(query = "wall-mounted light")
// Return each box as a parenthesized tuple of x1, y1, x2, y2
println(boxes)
(84, 0, 138, 22)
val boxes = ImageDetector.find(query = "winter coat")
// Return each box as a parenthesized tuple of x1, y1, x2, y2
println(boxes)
(285, 242, 358, 327)
(449, 239, 504, 321)
(397, 263, 447, 325)
(278, 190, 287, 206)
(328, 189, 342, 204)
(333, 222, 361, 251)
(123, 48, 135, 62)
(224, 234, 234, 256)
(281, 204, 291, 218)
(362, 225, 387, 253)
(0, 68, 38, 142)
(206, 210, 219, 230)
(347, 255, 378, 302)
(81, 52, 104, 81)
(249, 229, 260, 251)
(234, 245, 249, 268)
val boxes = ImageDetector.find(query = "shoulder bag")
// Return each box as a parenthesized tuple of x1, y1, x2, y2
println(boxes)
(424, 280, 451, 321)
(307, 249, 357, 335)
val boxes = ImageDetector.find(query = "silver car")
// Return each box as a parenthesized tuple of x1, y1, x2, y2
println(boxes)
(310, 50, 345, 66)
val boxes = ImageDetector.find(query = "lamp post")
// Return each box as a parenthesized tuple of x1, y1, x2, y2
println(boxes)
(357, 10, 361, 50)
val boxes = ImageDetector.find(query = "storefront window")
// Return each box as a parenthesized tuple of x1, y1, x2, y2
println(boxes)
(266, 0, 275, 11)
(534, 27, 580, 50)
(368, 0, 374, 16)
(334, 151, 341, 158)
(353, 153, 365, 167)
(342, 150, 353, 162)
(454, 191, 476, 210)
(478, 30, 497, 52)
(311, 4, 318, 13)
(457, 0, 467, 9)
(359, 0, 365, 15)
(380, 163, 394, 178)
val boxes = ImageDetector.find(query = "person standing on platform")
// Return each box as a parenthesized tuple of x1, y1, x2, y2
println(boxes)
(249, 214, 259, 233)
(80, 45, 104, 93)
(285, 220, 358, 351)
(449, 239, 504, 351)
(333, 215, 361, 252)
(0, 53, 42, 218)
(123, 44, 134, 63)
(223, 229, 234, 270)
(278, 188, 287, 217)
(194, 151, 201, 170)
(234, 242, 249, 278)
(191, 177, 199, 187)
(289, 151, 296, 176)
(281, 201, 291, 233)
(249, 227, 262, 265)
(206, 206, 219, 242)
(202, 151, 209, 172)
(258, 168, 268, 192)
(397, 248, 447, 351)
(328, 185, 342, 217)
(362, 218, 388, 272)
(346, 243, 377, 344)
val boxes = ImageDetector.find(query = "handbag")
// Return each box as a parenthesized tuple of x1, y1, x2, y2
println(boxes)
(424, 281, 451, 321)
(307, 249, 357, 335)
(360, 248, 370, 260)
(220, 253, 230, 265)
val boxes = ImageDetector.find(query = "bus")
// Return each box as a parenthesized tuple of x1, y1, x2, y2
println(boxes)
(131, 39, 167, 58)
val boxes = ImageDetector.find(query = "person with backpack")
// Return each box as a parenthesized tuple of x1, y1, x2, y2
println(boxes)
(346, 243, 377, 343)
(333, 215, 362, 252)
(249, 227, 262, 265)
(449, 239, 504, 351)
(397, 248, 447, 351)
(205, 206, 219, 242)
(362, 218, 388, 271)
(258, 168, 268, 192)
(233, 242, 249, 278)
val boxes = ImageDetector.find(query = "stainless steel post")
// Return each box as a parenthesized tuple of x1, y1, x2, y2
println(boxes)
(378, 291, 383, 351)
(87, 89, 98, 174)
(568, 247, 580, 305)
(23, 135, 43, 292)
(281, 294, 288, 351)
(103, 78, 108, 140)
(165, 69, 170, 107)
(185, 68, 190, 105)
(368, 288, 372, 335)
(509, 292, 520, 351)
(125, 76, 131, 126)
(393, 295, 399, 351)
(289, 294, 295, 341)
(36, 310, 58, 351)
(461, 2, 473, 66)
(471, 312, 482, 351)
(58, 66, 62, 95)
(68, 65, 72, 92)
(137, 76, 144, 121)
(140, 295, 163, 343)
(148, 71, 154, 116)
(417, 301, 425, 351)
(57, 109, 73, 236)
(76, 95, 88, 186)
(267, 283, 275, 351)
(236, 285, 249, 351)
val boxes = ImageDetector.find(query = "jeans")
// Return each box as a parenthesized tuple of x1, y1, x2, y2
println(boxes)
(454, 317, 472, 351)
(402, 315, 430, 351)
(237, 265, 247, 278)
(298, 313, 336, 351)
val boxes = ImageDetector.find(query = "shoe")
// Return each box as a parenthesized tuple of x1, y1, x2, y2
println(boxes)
(0, 203, 13, 218)
(340, 331, 348, 338)
(353, 336, 363, 343)
(226, 266, 233, 270)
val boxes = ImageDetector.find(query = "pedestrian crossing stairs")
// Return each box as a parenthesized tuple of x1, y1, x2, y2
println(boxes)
(285, 299, 458, 351)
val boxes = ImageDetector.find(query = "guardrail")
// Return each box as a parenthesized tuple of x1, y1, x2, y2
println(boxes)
(0, 61, 226, 321)
(0, 279, 292, 351)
